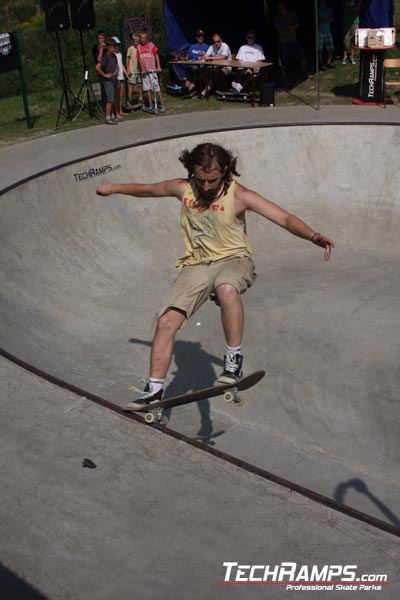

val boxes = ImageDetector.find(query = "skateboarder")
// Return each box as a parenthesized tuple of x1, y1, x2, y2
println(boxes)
(96, 143, 334, 409)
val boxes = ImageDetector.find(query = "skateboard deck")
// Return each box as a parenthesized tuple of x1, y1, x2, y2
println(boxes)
(123, 102, 143, 112)
(215, 89, 254, 101)
(125, 370, 265, 424)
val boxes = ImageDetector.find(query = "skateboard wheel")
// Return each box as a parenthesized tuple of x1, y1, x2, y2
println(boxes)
(234, 396, 244, 406)
(224, 391, 235, 403)
(159, 415, 169, 426)
(145, 412, 155, 424)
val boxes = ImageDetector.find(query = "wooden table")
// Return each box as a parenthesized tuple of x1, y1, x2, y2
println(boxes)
(169, 58, 273, 106)
(204, 58, 273, 106)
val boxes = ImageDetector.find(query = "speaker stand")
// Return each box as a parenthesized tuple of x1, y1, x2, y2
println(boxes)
(70, 30, 104, 121)
(54, 30, 74, 129)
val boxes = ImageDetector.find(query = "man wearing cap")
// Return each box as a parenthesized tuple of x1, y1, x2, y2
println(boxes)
(95, 38, 119, 124)
(184, 29, 209, 96)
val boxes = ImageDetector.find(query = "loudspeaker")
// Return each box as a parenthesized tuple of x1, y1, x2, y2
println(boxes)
(43, 0, 70, 32)
(70, 0, 96, 30)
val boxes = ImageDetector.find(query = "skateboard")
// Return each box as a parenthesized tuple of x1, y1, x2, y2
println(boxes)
(215, 89, 254, 102)
(123, 102, 143, 112)
(126, 370, 265, 425)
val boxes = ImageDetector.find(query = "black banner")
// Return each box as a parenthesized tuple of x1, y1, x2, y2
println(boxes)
(0, 32, 20, 73)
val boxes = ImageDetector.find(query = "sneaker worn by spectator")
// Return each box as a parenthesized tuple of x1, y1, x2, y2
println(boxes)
(217, 351, 243, 384)
(159, 103, 166, 113)
(126, 382, 163, 410)
(231, 81, 243, 94)
(350, 56, 356, 64)
(105, 116, 118, 125)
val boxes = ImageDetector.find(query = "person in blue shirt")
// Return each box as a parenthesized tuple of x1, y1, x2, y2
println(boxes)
(184, 29, 209, 96)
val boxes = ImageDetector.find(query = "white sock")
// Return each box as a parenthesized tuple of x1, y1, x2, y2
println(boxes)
(149, 378, 164, 393)
(226, 345, 242, 356)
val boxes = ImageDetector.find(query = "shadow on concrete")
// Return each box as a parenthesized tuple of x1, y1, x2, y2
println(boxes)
(331, 83, 357, 97)
(0, 562, 50, 600)
(334, 479, 400, 528)
(129, 337, 225, 444)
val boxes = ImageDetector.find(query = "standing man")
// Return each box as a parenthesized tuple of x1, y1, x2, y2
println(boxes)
(96, 143, 334, 409)
(274, 1, 309, 83)
(342, 0, 361, 65)
(95, 38, 119, 125)
(92, 30, 107, 113)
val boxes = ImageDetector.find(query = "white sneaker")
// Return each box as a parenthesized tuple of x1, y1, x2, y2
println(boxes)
(231, 81, 243, 94)
(342, 57, 347, 65)
(350, 56, 357, 65)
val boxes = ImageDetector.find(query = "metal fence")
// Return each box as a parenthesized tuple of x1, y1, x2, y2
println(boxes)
(0, 27, 109, 133)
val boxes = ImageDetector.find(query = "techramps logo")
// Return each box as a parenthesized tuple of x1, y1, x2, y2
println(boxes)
(220, 562, 389, 592)
(73, 164, 121, 182)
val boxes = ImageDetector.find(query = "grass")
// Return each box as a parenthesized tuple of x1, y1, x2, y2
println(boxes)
(1, 51, 400, 147)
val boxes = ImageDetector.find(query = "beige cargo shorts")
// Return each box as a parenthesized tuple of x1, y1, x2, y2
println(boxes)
(158, 255, 256, 321)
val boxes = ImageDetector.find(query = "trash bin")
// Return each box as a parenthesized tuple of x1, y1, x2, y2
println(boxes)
(259, 82, 275, 106)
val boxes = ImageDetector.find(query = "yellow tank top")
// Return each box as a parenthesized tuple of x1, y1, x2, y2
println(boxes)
(176, 179, 253, 269)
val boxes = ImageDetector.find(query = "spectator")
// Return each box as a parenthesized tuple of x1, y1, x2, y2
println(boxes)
(137, 30, 166, 114)
(205, 33, 232, 62)
(184, 29, 209, 96)
(126, 34, 143, 106)
(274, 1, 309, 83)
(318, 0, 335, 70)
(95, 38, 119, 125)
(204, 34, 232, 94)
(92, 30, 106, 112)
(231, 30, 266, 94)
(342, 0, 361, 64)
(112, 36, 129, 120)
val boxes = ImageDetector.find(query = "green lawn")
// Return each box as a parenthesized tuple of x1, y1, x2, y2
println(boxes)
(1, 52, 400, 146)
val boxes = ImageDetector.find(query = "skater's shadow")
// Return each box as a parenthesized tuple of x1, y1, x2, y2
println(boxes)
(129, 337, 225, 444)
(334, 478, 400, 528)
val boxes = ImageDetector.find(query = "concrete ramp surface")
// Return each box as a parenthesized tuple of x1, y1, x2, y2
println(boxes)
(1, 122, 400, 529)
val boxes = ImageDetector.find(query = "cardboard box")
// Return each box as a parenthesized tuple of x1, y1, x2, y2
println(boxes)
(368, 29, 385, 48)
(356, 27, 396, 48)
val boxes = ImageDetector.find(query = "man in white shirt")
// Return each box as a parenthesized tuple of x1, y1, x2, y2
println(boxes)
(204, 33, 232, 92)
(231, 31, 266, 94)
(205, 33, 232, 61)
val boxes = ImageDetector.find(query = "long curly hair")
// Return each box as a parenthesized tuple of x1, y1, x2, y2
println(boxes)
(179, 143, 240, 195)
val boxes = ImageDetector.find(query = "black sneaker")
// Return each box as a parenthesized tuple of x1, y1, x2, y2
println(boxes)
(217, 353, 243, 384)
(126, 383, 163, 410)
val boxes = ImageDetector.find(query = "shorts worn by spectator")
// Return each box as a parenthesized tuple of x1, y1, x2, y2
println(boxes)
(96, 143, 335, 409)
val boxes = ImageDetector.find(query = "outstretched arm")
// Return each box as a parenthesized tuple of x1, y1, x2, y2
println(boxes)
(236, 184, 335, 261)
(96, 178, 186, 200)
